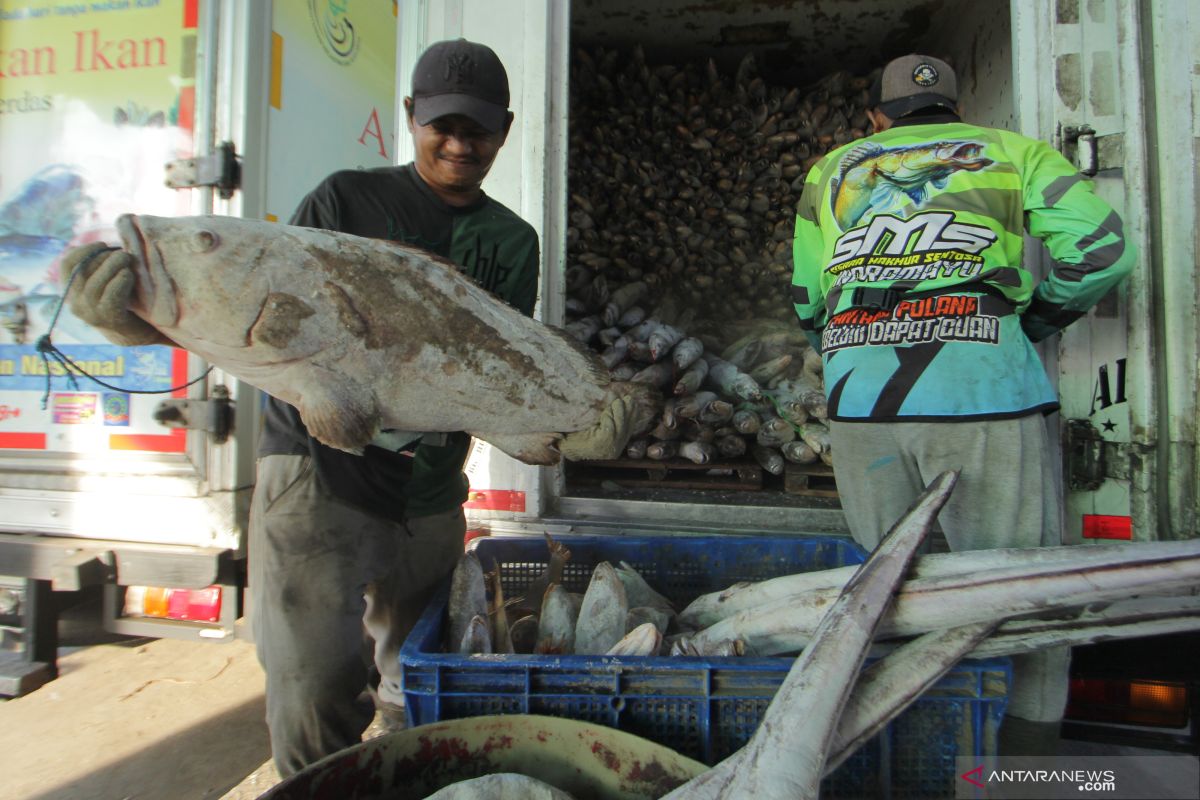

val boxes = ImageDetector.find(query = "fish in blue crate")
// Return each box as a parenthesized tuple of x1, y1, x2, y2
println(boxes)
(444, 532, 692, 657)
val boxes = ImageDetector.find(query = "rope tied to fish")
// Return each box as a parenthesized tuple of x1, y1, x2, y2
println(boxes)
(34, 246, 213, 409)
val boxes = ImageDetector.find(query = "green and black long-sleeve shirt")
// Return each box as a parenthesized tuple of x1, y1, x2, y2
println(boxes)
(791, 117, 1134, 421)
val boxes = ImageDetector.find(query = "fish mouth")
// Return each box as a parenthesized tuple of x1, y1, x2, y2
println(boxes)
(115, 214, 180, 326)
(944, 142, 992, 169)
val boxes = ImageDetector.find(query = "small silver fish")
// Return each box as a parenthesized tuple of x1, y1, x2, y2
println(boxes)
(800, 422, 832, 455)
(627, 340, 654, 363)
(575, 562, 629, 655)
(752, 444, 785, 475)
(631, 361, 674, 390)
(732, 408, 762, 435)
(448, 552, 488, 652)
(625, 437, 649, 459)
(627, 605, 673, 635)
(599, 338, 629, 368)
(749, 353, 793, 385)
(611, 362, 638, 381)
(676, 390, 718, 419)
(564, 315, 602, 344)
(671, 336, 705, 370)
(458, 614, 492, 655)
(648, 324, 685, 361)
(680, 440, 716, 464)
(674, 358, 709, 396)
(697, 397, 734, 425)
(647, 440, 679, 460)
(757, 416, 798, 447)
(535, 584, 578, 654)
(606, 622, 663, 657)
(510, 614, 540, 654)
(617, 305, 647, 328)
(782, 440, 819, 464)
(615, 561, 675, 613)
(704, 353, 763, 401)
(717, 433, 748, 458)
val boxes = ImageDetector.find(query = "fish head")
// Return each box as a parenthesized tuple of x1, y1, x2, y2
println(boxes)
(931, 140, 993, 172)
(888, 140, 993, 185)
(115, 214, 327, 364)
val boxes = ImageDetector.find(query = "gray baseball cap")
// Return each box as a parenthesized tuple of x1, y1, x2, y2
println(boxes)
(869, 54, 958, 119)
(411, 39, 510, 132)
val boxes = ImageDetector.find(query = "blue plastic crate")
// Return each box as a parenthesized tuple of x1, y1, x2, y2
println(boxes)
(400, 534, 1010, 799)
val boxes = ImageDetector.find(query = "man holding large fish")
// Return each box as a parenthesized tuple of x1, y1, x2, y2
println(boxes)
(58, 39, 641, 777)
(791, 55, 1135, 753)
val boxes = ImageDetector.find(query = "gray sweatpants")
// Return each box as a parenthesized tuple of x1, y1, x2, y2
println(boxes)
(829, 415, 1071, 723)
(248, 454, 464, 777)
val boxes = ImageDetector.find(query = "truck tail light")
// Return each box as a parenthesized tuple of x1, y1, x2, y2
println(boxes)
(1066, 678, 1190, 728)
(123, 585, 222, 623)
(1082, 514, 1133, 540)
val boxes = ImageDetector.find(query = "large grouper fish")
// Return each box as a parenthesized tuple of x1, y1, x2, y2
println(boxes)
(112, 213, 645, 464)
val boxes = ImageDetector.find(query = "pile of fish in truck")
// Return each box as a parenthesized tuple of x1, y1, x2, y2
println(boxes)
(563, 46, 866, 475)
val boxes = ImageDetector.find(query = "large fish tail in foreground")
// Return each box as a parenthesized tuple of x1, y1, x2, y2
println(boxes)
(113, 214, 642, 464)
(824, 620, 996, 775)
(662, 470, 959, 800)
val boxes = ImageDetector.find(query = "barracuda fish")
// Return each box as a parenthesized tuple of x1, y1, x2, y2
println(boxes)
(111, 214, 643, 465)
(661, 472, 957, 799)
(830, 140, 994, 229)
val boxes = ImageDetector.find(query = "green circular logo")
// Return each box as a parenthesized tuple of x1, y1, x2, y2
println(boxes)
(309, 0, 360, 65)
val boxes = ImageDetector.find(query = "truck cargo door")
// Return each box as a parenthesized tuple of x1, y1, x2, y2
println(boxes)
(0, 0, 252, 553)
(1015, 0, 1166, 542)
(396, 0, 566, 525)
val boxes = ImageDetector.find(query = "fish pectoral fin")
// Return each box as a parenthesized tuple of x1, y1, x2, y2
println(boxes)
(471, 432, 562, 466)
(297, 375, 381, 454)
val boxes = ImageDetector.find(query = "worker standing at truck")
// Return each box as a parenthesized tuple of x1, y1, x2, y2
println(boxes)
(60, 37, 637, 776)
(790, 54, 1135, 753)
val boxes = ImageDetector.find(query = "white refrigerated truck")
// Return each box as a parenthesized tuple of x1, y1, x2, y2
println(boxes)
(0, 0, 399, 694)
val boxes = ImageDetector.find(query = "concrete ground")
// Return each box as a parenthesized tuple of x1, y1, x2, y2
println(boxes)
(0, 588, 403, 800)
(0, 590, 276, 800)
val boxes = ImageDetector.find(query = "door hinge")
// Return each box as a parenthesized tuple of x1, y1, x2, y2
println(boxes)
(1065, 417, 1142, 490)
(164, 140, 241, 199)
(152, 384, 234, 444)
(1055, 124, 1124, 176)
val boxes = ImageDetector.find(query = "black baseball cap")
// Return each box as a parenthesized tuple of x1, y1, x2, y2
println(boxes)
(869, 54, 958, 119)
(411, 39, 510, 133)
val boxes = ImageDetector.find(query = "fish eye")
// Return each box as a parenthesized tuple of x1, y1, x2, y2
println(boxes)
(191, 230, 219, 252)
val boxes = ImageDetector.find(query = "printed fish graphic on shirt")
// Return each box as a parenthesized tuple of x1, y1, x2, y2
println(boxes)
(830, 140, 994, 229)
